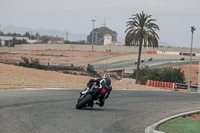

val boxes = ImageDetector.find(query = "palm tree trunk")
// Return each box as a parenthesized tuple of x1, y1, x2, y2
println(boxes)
(136, 39, 143, 84)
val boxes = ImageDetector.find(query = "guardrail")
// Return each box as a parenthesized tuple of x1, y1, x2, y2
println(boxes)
(46, 65, 84, 71)
(146, 80, 173, 88)
(146, 80, 199, 91)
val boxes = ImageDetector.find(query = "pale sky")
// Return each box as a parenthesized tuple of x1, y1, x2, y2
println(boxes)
(0, 0, 200, 48)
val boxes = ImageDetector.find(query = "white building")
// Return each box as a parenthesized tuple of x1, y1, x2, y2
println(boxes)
(104, 34, 122, 45)
(0, 36, 37, 46)
(104, 34, 112, 45)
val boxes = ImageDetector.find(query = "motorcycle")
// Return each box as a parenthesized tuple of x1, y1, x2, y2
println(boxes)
(76, 79, 108, 109)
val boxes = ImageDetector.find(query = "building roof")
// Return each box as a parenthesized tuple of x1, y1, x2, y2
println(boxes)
(104, 34, 112, 36)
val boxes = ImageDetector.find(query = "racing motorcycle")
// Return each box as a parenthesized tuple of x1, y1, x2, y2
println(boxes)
(76, 79, 108, 109)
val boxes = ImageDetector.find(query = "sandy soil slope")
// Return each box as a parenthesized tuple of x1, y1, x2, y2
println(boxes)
(171, 64, 199, 85)
(1, 50, 199, 67)
(0, 50, 198, 89)
(0, 63, 172, 91)
(0, 50, 126, 67)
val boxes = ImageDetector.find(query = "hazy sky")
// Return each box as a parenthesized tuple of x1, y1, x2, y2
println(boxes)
(0, 0, 200, 48)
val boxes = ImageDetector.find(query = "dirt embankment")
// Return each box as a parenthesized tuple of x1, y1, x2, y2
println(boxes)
(187, 113, 200, 122)
(170, 64, 199, 85)
(0, 50, 199, 89)
(0, 50, 126, 67)
(0, 63, 172, 91)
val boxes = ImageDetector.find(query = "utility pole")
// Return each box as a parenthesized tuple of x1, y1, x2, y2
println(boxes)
(188, 26, 196, 91)
(95, 32, 98, 45)
(65, 30, 68, 41)
(92, 19, 96, 52)
(162, 51, 165, 68)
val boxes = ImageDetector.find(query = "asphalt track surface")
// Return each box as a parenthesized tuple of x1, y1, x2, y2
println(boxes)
(1, 89, 200, 133)
(95, 59, 200, 70)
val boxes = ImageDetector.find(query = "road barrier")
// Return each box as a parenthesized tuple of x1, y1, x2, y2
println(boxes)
(146, 80, 199, 91)
(146, 51, 157, 54)
(146, 80, 173, 88)
(180, 52, 196, 56)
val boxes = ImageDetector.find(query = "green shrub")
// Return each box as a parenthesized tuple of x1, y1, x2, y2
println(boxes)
(87, 64, 96, 74)
(18, 57, 47, 70)
(132, 66, 185, 84)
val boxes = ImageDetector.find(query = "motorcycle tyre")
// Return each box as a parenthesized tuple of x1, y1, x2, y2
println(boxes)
(76, 94, 93, 109)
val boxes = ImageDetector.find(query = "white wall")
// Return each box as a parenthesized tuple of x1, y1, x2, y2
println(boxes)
(27, 40, 38, 43)
(196, 54, 200, 57)
(1, 40, 5, 46)
(157, 51, 180, 55)
(104, 36, 112, 45)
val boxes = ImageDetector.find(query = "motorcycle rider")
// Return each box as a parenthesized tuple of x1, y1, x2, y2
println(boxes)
(86, 73, 112, 107)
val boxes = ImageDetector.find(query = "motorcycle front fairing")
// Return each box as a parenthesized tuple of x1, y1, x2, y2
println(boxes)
(78, 85, 101, 103)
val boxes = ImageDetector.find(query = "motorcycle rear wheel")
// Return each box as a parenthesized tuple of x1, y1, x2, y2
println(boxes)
(76, 94, 93, 109)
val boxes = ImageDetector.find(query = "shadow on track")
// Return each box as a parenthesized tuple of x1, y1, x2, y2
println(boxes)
(75, 107, 118, 112)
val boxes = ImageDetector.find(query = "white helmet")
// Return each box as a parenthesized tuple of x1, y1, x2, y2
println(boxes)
(103, 73, 110, 79)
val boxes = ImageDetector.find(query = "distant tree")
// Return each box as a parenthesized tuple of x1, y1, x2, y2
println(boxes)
(24, 32, 31, 39)
(160, 68, 185, 83)
(0, 31, 4, 36)
(35, 32, 40, 39)
(19, 57, 47, 70)
(5, 32, 22, 37)
(125, 12, 159, 84)
(64, 40, 70, 44)
(21, 39, 27, 44)
(39, 36, 51, 43)
(131, 66, 185, 84)
(13, 36, 16, 45)
(87, 27, 117, 45)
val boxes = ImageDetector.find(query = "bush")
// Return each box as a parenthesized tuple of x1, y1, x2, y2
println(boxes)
(18, 57, 47, 70)
(87, 64, 96, 74)
(132, 66, 185, 84)
(86, 64, 101, 77)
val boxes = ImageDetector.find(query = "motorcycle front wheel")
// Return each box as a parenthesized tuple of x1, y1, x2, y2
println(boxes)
(76, 94, 93, 109)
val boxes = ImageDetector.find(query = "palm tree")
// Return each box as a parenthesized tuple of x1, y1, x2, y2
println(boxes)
(125, 12, 159, 84)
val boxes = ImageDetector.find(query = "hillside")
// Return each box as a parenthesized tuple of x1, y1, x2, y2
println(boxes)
(0, 63, 169, 91)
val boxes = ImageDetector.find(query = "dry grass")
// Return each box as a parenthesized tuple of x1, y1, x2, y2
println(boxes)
(0, 63, 173, 91)
(0, 50, 199, 90)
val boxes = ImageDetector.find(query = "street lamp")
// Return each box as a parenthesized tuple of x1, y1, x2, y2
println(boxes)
(162, 50, 165, 68)
(65, 30, 68, 41)
(188, 26, 196, 91)
(92, 19, 96, 52)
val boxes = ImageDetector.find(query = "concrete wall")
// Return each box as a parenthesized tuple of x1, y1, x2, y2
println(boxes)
(196, 54, 200, 57)
(157, 51, 180, 55)
(0, 45, 23, 52)
(0, 44, 200, 54)
(158, 47, 200, 53)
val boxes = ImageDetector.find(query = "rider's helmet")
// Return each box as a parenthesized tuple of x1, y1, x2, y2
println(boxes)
(103, 73, 110, 79)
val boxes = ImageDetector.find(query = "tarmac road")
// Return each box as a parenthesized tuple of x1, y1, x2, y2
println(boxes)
(95, 58, 200, 70)
(0, 89, 200, 133)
